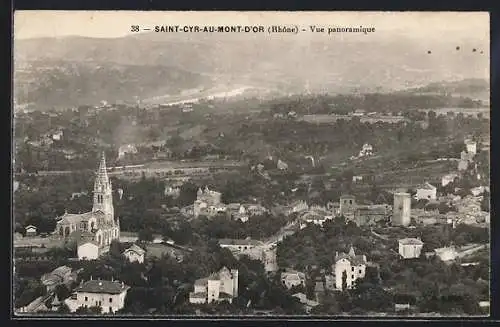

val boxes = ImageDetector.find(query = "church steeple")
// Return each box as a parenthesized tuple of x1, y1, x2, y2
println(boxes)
(348, 245, 356, 257)
(92, 152, 114, 218)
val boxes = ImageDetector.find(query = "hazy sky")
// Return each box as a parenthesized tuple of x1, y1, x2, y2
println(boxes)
(15, 11, 489, 43)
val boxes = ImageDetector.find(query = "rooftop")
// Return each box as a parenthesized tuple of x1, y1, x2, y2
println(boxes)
(219, 238, 263, 246)
(57, 211, 106, 225)
(418, 182, 437, 190)
(399, 238, 424, 245)
(76, 280, 130, 294)
(124, 244, 145, 255)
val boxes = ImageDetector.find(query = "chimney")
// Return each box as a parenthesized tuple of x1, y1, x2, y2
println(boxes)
(90, 275, 93, 280)
(121, 281, 125, 288)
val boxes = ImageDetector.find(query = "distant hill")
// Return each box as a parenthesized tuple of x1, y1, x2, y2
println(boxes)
(407, 78, 489, 95)
(14, 60, 209, 109)
(14, 33, 489, 109)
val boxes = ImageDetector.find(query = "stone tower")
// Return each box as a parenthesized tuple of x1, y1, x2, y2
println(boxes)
(92, 152, 114, 219)
(392, 192, 411, 226)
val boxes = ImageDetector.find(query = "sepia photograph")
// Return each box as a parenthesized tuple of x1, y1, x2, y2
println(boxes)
(12, 11, 490, 318)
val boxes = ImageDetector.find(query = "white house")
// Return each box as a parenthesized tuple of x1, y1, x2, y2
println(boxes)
(123, 244, 145, 264)
(189, 267, 239, 304)
(441, 173, 458, 187)
(78, 241, 100, 261)
(465, 140, 477, 155)
(398, 238, 424, 259)
(25, 225, 37, 237)
(277, 159, 288, 171)
(434, 246, 457, 262)
(415, 182, 437, 201)
(52, 130, 63, 141)
(333, 246, 367, 290)
(64, 279, 130, 313)
(280, 269, 306, 289)
(471, 186, 489, 196)
(352, 175, 363, 183)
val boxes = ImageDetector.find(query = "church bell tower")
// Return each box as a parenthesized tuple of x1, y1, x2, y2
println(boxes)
(92, 152, 114, 219)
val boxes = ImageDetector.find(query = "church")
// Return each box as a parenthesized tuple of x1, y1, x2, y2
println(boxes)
(54, 153, 120, 253)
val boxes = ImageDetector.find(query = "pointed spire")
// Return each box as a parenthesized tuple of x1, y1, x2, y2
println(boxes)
(95, 151, 109, 186)
(348, 245, 355, 257)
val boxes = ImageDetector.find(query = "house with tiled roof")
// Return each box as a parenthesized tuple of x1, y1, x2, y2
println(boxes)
(123, 244, 146, 264)
(40, 265, 76, 292)
(415, 182, 437, 201)
(280, 269, 306, 289)
(65, 278, 130, 313)
(189, 267, 239, 304)
(333, 246, 367, 290)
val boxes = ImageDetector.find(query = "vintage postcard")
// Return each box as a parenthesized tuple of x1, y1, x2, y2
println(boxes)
(12, 11, 490, 318)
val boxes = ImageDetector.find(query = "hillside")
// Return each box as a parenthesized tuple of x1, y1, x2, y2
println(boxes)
(14, 33, 489, 109)
(406, 78, 489, 101)
(14, 60, 210, 109)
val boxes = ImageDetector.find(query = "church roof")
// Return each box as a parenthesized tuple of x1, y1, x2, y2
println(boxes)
(57, 211, 106, 225)
(399, 238, 424, 246)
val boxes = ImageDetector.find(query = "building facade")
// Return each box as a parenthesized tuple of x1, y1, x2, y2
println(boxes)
(280, 270, 306, 289)
(78, 241, 101, 260)
(219, 238, 278, 272)
(398, 238, 424, 259)
(123, 244, 146, 264)
(54, 154, 120, 257)
(415, 183, 437, 201)
(333, 246, 367, 290)
(25, 225, 37, 237)
(339, 195, 356, 219)
(189, 267, 239, 304)
(193, 186, 226, 218)
(354, 205, 391, 226)
(392, 192, 411, 226)
(65, 279, 130, 313)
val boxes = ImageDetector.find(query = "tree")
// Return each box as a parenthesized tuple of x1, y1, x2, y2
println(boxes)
(341, 270, 348, 291)
(481, 192, 490, 212)
(54, 284, 71, 302)
(57, 303, 71, 313)
(109, 239, 123, 258)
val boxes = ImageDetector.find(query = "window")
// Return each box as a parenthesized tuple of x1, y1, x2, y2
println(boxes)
(351, 267, 355, 272)
(109, 307, 113, 313)
(85, 297, 88, 301)
(349, 200, 353, 205)
(109, 298, 113, 303)
(352, 275, 354, 279)
(359, 269, 362, 274)
(98, 301, 102, 306)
